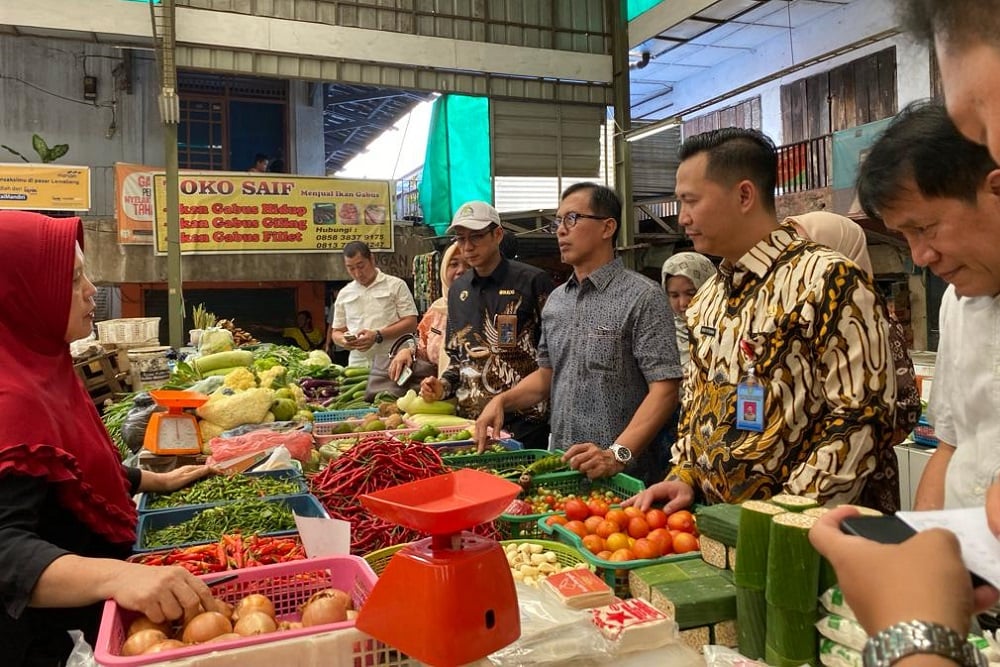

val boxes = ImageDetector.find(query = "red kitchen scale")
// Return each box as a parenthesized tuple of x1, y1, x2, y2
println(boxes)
(357, 468, 522, 666)
(143, 389, 209, 456)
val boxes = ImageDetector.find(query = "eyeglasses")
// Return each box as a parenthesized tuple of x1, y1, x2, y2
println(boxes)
(451, 227, 495, 246)
(548, 212, 607, 233)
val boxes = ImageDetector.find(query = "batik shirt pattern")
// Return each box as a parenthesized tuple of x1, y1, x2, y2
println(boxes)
(668, 228, 896, 505)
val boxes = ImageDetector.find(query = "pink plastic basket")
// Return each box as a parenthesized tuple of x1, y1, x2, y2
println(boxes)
(94, 555, 377, 666)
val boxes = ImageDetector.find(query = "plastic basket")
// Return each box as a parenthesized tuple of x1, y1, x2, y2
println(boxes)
(538, 515, 701, 596)
(313, 408, 378, 423)
(134, 493, 328, 552)
(96, 317, 160, 345)
(497, 471, 645, 540)
(95, 555, 379, 667)
(137, 469, 309, 513)
(362, 538, 589, 577)
(441, 447, 552, 472)
(913, 416, 939, 447)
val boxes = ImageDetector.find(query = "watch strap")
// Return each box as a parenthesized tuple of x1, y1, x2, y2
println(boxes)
(863, 620, 986, 667)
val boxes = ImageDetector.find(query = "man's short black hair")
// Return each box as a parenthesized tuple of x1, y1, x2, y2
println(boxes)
(856, 100, 998, 222)
(343, 241, 372, 259)
(297, 310, 312, 323)
(559, 182, 623, 245)
(678, 127, 778, 213)
(897, 0, 1000, 47)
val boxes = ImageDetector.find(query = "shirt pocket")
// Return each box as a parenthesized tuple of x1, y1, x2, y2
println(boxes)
(586, 330, 622, 373)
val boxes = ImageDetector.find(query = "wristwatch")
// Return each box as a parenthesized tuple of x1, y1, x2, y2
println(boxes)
(374, 330, 384, 344)
(863, 620, 986, 667)
(608, 443, 633, 465)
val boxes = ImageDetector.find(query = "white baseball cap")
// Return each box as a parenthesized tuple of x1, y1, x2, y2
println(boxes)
(445, 201, 500, 235)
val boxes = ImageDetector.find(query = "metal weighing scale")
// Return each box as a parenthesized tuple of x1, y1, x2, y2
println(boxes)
(142, 389, 209, 456)
(357, 468, 522, 666)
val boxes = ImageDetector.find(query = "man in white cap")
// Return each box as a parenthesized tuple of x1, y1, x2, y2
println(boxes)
(420, 201, 554, 449)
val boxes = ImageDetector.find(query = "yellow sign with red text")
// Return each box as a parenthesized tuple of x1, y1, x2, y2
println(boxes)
(0, 163, 90, 211)
(152, 173, 393, 254)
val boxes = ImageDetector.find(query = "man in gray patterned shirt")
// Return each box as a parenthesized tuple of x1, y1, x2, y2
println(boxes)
(475, 183, 683, 484)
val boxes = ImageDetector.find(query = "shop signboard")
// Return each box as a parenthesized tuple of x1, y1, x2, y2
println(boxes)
(0, 163, 91, 211)
(115, 162, 156, 244)
(151, 173, 393, 255)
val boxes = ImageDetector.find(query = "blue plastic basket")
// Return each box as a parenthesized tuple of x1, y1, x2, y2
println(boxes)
(313, 408, 377, 423)
(913, 416, 939, 447)
(136, 469, 308, 514)
(134, 493, 328, 553)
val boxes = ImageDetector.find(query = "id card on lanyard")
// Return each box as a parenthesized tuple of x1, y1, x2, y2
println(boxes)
(736, 338, 765, 432)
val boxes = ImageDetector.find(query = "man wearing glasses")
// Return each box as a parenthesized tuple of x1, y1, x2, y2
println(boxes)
(420, 201, 554, 449)
(475, 183, 683, 485)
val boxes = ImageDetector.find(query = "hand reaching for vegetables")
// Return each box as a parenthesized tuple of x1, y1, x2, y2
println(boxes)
(140, 465, 215, 494)
(474, 396, 506, 454)
(109, 562, 217, 624)
(622, 479, 694, 513)
(562, 443, 622, 480)
(420, 376, 445, 402)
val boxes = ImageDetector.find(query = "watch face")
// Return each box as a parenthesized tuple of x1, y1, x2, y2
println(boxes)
(613, 445, 631, 462)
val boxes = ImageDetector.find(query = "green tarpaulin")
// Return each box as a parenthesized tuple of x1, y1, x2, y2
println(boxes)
(628, 0, 663, 21)
(419, 94, 492, 234)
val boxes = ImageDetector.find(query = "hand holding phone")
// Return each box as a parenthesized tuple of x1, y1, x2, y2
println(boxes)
(396, 365, 413, 386)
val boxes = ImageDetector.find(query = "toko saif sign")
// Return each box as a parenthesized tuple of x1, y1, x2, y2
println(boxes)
(152, 173, 394, 254)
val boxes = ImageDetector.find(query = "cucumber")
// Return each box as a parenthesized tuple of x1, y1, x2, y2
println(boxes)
(342, 366, 370, 378)
(193, 350, 254, 373)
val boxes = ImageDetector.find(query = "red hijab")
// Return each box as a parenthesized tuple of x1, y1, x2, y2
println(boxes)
(0, 212, 136, 545)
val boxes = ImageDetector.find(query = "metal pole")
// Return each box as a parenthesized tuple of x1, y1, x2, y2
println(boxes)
(164, 122, 183, 348)
(609, 0, 635, 268)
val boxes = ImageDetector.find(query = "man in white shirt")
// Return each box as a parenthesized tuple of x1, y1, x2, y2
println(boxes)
(856, 101, 1000, 510)
(329, 241, 418, 367)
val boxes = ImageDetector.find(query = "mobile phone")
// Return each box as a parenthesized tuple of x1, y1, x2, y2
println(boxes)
(841, 515, 989, 588)
(396, 365, 413, 386)
(344, 332, 358, 342)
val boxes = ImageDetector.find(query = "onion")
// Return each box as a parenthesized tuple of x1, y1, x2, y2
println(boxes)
(300, 596, 348, 627)
(208, 598, 234, 620)
(181, 611, 233, 644)
(142, 639, 187, 655)
(234, 611, 278, 636)
(304, 588, 353, 611)
(127, 616, 171, 637)
(277, 620, 303, 631)
(233, 594, 275, 620)
(206, 632, 243, 643)
(122, 629, 167, 656)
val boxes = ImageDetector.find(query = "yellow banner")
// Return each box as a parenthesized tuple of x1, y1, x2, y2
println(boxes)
(152, 174, 393, 254)
(0, 163, 91, 211)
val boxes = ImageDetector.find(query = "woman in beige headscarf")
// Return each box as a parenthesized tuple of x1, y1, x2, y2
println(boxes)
(388, 242, 467, 380)
(661, 252, 717, 367)
(785, 211, 874, 276)
(785, 210, 920, 514)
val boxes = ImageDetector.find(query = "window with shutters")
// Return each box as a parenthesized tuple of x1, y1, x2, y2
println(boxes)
(682, 97, 762, 138)
(780, 47, 897, 143)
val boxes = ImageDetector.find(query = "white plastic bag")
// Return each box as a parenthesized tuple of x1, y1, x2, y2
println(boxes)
(66, 630, 98, 667)
(253, 445, 296, 471)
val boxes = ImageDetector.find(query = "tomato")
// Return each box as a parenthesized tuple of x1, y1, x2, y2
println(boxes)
(564, 499, 589, 522)
(672, 532, 699, 554)
(622, 506, 644, 520)
(587, 499, 609, 518)
(581, 534, 606, 554)
(627, 516, 650, 539)
(632, 538, 660, 560)
(609, 548, 636, 562)
(604, 509, 628, 529)
(667, 510, 695, 533)
(596, 550, 613, 561)
(545, 514, 568, 527)
(647, 528, 672, 555)
(595, 520, 619, 539)
(563, 520, 588, 539)
(544, 495, 556, 507)
(645, 509, 668, 530)
(605, 532, 630, 552)
(584, 516, 604, 534)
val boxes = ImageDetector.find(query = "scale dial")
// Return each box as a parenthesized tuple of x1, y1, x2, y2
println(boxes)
(154, 416, 200, 451)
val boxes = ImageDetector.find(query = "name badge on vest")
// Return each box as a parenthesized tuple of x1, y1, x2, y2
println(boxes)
(496, 314, 517, 348)
(736, 338, 765, 432)
(700, 325, 717, 336)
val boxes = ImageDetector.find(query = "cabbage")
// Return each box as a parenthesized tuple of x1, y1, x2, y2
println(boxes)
(198, 327, 234, 355)
(306, 349, 332, 368)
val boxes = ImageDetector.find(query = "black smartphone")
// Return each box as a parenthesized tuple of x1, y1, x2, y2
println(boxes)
(841, 515, 989, 588)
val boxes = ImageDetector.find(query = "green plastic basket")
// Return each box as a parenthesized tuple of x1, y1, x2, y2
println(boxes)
(362, 539, 590, 577)
(441, 448, 556, 475)
(497, 471, 645, 540)
(537, 515, 701, 597)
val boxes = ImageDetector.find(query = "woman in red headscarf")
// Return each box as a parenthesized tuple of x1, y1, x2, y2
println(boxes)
(0, 212, 217, 666)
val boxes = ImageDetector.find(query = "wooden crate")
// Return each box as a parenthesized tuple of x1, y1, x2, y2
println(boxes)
(73, 351, 126, 405)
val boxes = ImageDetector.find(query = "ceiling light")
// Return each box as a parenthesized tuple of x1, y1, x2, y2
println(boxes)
(625, 118, 681, 142)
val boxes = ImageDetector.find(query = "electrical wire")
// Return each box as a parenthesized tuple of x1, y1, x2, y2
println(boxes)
(391, 108, 413, 180)
(0, 74, 113, 109)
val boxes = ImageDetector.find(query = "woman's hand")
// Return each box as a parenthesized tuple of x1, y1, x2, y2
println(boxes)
(108, 562, 217, 623)
(140, 465, 214, 494)
(388, 347, 413, 381)
(621, 480, 694, 513)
